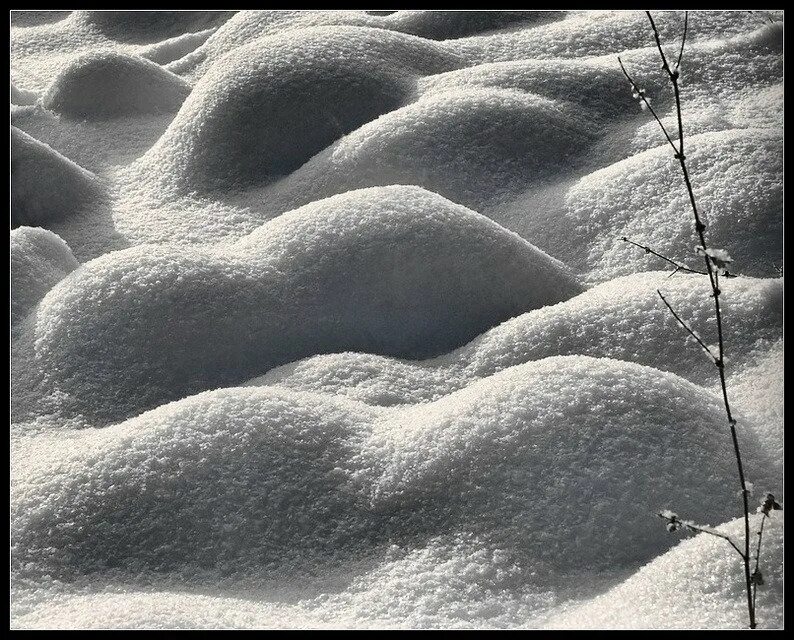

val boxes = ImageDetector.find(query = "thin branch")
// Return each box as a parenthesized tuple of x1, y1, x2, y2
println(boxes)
(751, 513, 768, 613)
(675, 11, 688, 70)
(657, 289, 716, 362)
(617, 56, 679, 155)
(646, 11, 672, 74)
(641, 11, 757, 627)
(657, 512, 745, 558)
(621, 236, 707, 275)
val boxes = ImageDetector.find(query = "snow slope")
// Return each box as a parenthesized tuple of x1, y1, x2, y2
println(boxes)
(10, 10, 783, 630)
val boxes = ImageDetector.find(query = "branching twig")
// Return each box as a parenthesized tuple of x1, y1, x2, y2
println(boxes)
(617, 57, 679, 154)
(621, 236, 739, 278)
(656, 289, 715, 361)
(620, 11, 779, 629)
(751, 513, 767, 612)
(621, 237, 707, 275)
(657, 511, 745, 558)
(675, 11, 688, 70)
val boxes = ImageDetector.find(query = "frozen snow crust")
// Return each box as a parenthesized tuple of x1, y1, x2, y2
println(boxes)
(11, 10, 783, 630)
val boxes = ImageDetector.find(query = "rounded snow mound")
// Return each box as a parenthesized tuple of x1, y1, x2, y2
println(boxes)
(12, 356, 776, 584)
(562, 129, 782, 281)
(11, 227, 79, 327)
(11, 10, 71, 27)
(547, 513, 783, 629)
(11, 126, 103, 228)
(16, 185, 580, 426)
(418, 57, 635, 120)
(42, 51, 192, 119)
(163, 11, 442, 79)
(258, 87, 594, 217)
(252, 272, 782, 406)
(144, 26, 462, 191)
(452, 10, 774, 63)
(10, 533, 566, 629)
(387, 10, 560, 40)
(11, 82, 38, 106)
(74, 10, 235, 44)
(139, 28, 216, 66)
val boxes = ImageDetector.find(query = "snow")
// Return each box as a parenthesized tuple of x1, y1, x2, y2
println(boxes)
(12, 185, 580, 428)
(248, 273, 782, 456)
(547, 513, 783, 629)
(11, 126, 104, 228)
(11, 356, 779, 628)
(11, 227, 79, 327)
(10, 10, 782, 630)
(139, 26, 462, 191)
(43, 51, 192, 118)
(564, 129, 783, 282)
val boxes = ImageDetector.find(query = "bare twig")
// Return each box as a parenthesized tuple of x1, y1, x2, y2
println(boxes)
(751, 513, 767, 613)
(657, 289, 715, 361)
(624, 11, 769, 628)
(621, 236, 738, 278)
(657, 511, 745, 558)
(621, 236, 707, 275)
(675, 11, 688, 70)
(617, 57, 679, 154)
(646, 11, 673, 73)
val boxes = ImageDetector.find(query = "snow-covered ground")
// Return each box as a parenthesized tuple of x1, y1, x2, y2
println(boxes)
(10, 10, 783, 629)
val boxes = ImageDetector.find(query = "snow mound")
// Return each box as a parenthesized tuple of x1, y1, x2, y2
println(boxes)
(10, 11, 72, 27)
(547, 513, 783, 629)
(11, 82, 38, 106)
(11, 227, 79, 327)
(144, 26, 463, 190)
(163, 11, 413, 78)
(387, 10, 559, 40)
(139, 28, 216, 65)
(557, 129, 782, 282)
(251, 273, 782, 407)
(254, 87, 594, 219)
(42, 51, 192, 119)
(728, 339, 784, 466)
(74, 10, 235, 45)
(10, 533, 573, 629)
(453, 10, 776, 63)
(12, 356, 777, 587)
(418, 57, 635, 120)
(15, 185, 580, 426)
(11, 126, 104, 228)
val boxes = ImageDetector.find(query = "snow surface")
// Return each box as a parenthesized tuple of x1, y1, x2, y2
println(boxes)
(10, 10, 783, 630)
(43, 51, 192, 119)
(11, 227, 79, 327)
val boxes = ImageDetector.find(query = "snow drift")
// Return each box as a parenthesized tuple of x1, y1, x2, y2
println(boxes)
(43, 51, 192, 118)
(12, 357, 778, 585)
(10, 10, 783, 630)
(14, 186, 580, 427)
(250, 272, 782, 407)
(11, 126, 104, 228)
(547, 514, 783, 629)
(143, 26, 463, 190)
(11, 227, 79, 327)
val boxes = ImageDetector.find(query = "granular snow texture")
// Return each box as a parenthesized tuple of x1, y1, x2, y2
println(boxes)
(10, 10, 783, 630)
